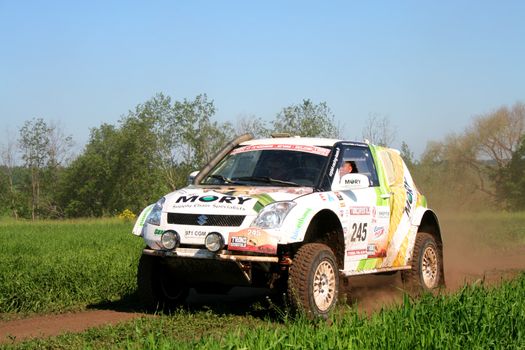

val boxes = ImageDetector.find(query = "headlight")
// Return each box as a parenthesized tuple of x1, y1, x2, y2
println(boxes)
(161, 230, 179, 250)
(147, 197, 165, 226)
(205, 232, 224, 252)
(252, 201, 296, 229)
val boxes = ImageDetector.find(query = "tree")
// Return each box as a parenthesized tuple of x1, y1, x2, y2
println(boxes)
(442, 102, 525, 200)
(59, 119, 168, 217)
(59, 92, 236, 217)
(416, 101, 525, 210)
(128, 93, 234, 190)
(400, 141, 416, 170)
(494, 136, 525, 210)
(0, 131, 22, 218)
(18, 118, 52, 220)
(273, 99, 341, 138)
(362, 113, 396, 147)
(235, 114, 270, 139)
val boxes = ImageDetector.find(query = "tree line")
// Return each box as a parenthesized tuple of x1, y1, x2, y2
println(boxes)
(0, 94, 523, 219)
(0, 94, 341, 219)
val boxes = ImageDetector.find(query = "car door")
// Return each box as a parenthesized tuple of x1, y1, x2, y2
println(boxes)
(375, 148, 418, 268)
(332, 145, 387, 272)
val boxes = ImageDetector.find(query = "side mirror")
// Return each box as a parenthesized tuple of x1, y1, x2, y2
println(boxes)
(187, 170, 199, 185)
(332, 174, 370, 191)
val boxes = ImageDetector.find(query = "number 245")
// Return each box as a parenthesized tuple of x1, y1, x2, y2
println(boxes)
(351, 222, 367, 242)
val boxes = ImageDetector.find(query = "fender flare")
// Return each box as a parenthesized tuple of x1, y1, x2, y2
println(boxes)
(411, 207, 442, 244)
(286, 207, 343, 244)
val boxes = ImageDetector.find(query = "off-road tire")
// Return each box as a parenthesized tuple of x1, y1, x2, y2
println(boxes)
(288, 243, 339, 319)
(401, 232, 444, 295)
(137, 254, 189, 311)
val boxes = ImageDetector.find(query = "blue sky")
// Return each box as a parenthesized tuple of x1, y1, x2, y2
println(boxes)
(1, 1, 524, 157)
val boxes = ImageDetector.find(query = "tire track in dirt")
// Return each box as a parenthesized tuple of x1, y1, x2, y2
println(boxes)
(0, 310, 145, 344)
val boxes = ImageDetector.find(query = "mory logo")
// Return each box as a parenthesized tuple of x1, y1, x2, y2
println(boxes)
(176, 195, 252, 205)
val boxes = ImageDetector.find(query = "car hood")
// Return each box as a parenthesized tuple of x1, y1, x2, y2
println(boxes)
(163, 185, 314, 216)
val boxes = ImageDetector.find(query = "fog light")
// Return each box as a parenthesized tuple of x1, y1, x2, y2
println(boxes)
(161, 231, 179, 250)
(205, 232, 224, 252)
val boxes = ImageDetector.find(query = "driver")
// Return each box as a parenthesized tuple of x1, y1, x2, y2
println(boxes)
(266, 155, 289, 180)
(339, 160, 355, 177)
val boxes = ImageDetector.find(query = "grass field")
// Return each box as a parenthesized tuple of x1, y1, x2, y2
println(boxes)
(4, 274, 525, 349)
(0, 213, 524, 348)
(0, 219, 142, 315)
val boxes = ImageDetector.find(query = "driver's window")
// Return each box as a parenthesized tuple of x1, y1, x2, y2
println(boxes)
(337, 146, 379, 186)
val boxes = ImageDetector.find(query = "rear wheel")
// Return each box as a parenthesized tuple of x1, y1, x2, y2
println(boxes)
(137, 254, 189, 311)
(402, 232, 444, 295)
(288, 243, 339, 319)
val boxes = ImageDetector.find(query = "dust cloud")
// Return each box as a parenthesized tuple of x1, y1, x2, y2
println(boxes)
(344, 212, 525, 314)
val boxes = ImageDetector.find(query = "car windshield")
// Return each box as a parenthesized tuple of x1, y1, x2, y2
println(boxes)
(201, 144, 331, 187)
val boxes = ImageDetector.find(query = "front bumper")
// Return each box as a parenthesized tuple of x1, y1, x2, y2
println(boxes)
(142, 247, 279, 263)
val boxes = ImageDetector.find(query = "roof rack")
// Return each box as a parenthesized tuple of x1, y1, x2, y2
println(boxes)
(270, 132, 293, 138)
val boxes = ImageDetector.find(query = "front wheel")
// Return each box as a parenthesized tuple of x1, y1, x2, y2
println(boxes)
(137, 254, 189, 311)
(401, 232, 444, 295)
(288, 243, 339, 319)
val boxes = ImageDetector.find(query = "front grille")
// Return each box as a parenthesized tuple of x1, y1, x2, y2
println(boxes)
(167, 213, 246, 227)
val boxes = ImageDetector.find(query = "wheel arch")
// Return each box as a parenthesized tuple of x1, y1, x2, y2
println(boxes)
(412, 208, 442, 245)
(410, 208, 445, 285)
(299, 209, 345, 267)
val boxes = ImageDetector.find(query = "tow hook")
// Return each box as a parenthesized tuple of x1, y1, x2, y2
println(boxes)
(279, 255, 292, 270)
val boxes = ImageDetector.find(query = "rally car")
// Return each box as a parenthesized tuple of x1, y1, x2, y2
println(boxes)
(132, 134, 444, 318)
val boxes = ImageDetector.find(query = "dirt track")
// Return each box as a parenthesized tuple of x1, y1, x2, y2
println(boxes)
(1, 222, 524, 345)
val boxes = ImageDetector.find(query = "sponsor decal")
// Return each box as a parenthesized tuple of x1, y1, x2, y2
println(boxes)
(319, 193, 336, 202)
(184, 230, 207, 237)
(349, 206, 371, 215)
(230, 236, 248, 247)
(231, 144, 331, 156)
(373, 226, 385, 239)
(228, 228, 278, 254)
(154, 229, 164, 235)
(367, 243, 387, 258)
(347, 249, 367, 256)
(377, 209, 389, 219)
(344, 178, 362, 186)
(176, 195, 252, 205)
(403, 178, 414, 216)
(334, 191, 345, 207)
(291, 208, 312, 240)
(138, 206, 153, 227)
(328, 147, 341, 177)
(253, 194, 275, 213)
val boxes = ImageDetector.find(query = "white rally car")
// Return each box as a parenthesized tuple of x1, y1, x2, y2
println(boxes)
(133, 134, 444, 318)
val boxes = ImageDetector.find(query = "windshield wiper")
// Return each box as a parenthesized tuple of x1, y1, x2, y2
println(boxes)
(207, 174, 237, 184)
(233, 176, 301, 187)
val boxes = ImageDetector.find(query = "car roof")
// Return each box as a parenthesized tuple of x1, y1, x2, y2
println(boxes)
(240, 137, 342, 147)
(240, 137, 372, 148)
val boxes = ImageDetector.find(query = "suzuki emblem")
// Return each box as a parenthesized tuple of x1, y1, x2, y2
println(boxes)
(197, 215, 208, 225)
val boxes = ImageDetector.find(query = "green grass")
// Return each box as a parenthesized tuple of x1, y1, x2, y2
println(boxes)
(1, 213, 524, 348)
(4, 274, 525, 349)
(0, 218, 143, 315)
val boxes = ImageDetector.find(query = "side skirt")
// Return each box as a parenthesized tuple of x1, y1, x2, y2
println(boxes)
(340, 265, 411, 277)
